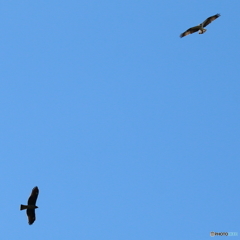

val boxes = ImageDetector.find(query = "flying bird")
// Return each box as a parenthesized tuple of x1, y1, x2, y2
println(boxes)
(20, 186, 39, 225)
(180, 14, 220, 38)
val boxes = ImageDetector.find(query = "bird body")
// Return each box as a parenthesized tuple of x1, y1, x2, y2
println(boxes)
(198, 24, 206, 34)
(20, 204, 38, 210)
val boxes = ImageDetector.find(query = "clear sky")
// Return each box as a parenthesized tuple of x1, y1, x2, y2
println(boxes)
(1, 1, 239, 239)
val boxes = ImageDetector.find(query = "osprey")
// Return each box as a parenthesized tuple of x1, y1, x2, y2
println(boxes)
(180, 14, 220, 38)
(20, 186, 39, 225)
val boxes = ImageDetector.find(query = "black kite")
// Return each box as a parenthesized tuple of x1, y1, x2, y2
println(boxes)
(20, 186, 39, 225)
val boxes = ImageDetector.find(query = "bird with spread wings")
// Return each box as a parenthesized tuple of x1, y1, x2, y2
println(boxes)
(180, 14, 220, 38)
(20, 186, 39, 225)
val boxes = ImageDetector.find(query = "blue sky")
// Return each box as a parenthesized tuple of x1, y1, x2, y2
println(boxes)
(1, 1, 240, 239)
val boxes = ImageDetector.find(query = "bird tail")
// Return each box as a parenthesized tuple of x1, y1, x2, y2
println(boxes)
(20, 204, 28, 210)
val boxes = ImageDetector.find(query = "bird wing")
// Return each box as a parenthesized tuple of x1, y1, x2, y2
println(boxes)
(202, 14, 220, 27)
(180, 25, 200, 38)
(27, 209, 36, 225)
(28, 186, 39, 205)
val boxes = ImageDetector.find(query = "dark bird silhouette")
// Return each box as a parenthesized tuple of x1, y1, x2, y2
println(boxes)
(20, 186, 39, 225)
